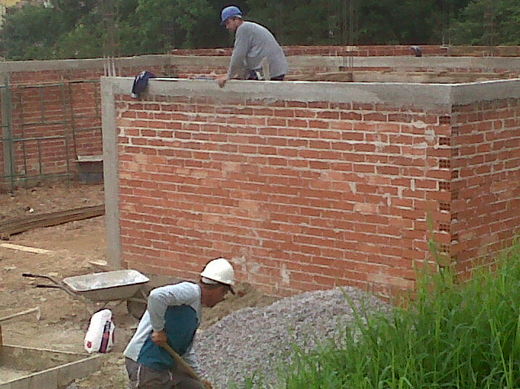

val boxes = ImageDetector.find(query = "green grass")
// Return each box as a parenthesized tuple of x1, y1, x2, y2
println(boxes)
(243, 240, 520, 389)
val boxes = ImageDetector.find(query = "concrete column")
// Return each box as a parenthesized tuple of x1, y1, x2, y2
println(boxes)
(101, 77, 121, 269)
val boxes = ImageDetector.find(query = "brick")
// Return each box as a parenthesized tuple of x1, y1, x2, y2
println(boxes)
(10, 64, 497, 298)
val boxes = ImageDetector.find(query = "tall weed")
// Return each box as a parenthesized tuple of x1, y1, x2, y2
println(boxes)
(244, 240, 520, 388)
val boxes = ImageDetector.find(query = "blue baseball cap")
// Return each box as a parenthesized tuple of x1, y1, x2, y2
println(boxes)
(221, 6, 242, 25)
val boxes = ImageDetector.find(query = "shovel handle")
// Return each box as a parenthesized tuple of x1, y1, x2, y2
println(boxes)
(161, 343, 203, 383)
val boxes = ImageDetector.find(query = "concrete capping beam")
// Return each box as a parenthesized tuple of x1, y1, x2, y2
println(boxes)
(0, 54, 172, 73)
(1, 54, 519, 74)
(108, 76, 454, 109)
(107, 76, 520, 108)
(171, 55, 520, 71)
(451, 79, 520, 105)
(287, 56, 520, 71)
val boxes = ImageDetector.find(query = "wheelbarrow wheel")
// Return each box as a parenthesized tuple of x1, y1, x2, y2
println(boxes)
(127, 299, 147, 320)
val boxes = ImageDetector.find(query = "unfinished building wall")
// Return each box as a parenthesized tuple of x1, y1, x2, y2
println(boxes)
(171, 45, 520, 57)
(0, 56, 175, 190)
(451, 96, 520, 275)
(171, 53, 520, 80)
(101, 78, 519, 297)
(2, 49, 520, 190)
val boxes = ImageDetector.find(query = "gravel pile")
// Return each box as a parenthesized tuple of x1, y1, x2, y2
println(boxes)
(195, 287, 391, 389)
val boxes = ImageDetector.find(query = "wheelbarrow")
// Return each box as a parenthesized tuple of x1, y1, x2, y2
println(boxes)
(22, 269, 150, 319)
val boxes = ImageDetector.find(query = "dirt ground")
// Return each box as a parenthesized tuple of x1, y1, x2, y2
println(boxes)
(0, 183, 277, 388)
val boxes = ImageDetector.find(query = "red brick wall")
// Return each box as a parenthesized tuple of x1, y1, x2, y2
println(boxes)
(171, 45, 520, 57)
(451, 98, 520, 275)
(171, 45, 448, 57)
(114, 93, 454, 297)
(170, 46, 520, 79)
(1, 64, 176, 189)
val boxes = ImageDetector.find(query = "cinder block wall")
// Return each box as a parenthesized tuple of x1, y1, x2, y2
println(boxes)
(103, 78, 520, 297)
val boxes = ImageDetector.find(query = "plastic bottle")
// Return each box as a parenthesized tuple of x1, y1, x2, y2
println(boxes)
(84, 309, 115, 353)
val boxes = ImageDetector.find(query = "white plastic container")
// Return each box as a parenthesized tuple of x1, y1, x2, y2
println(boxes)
(84, 309, 115, 353)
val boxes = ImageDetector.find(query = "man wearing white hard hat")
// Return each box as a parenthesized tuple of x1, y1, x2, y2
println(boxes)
(216, 5, 288, 88)
(124, 258, 235, 388)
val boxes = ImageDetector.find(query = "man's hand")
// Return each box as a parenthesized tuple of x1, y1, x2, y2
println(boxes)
(151, 330, 168, 346)
(216, 74, 228, 88)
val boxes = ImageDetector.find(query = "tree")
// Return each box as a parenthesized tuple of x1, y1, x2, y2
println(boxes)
(0, 5, 67, 59)
(450, 0, 520, 45)
(132, 0, 221, 52)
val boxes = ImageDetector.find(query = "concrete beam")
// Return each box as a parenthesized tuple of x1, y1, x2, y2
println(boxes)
(106, 76, 520, 109)
(325, 56, 520, 71)
(172, 55, 520, 72)
(451, 79, 520, 105)
(109, 76, 454, 109)
(0, 55, 172, 73)
(1, 54, 519, 74)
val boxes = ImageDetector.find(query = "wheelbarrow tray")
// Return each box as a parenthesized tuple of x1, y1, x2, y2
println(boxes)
(62, 269, 149, 301)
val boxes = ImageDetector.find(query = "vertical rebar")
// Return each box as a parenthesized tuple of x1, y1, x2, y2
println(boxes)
(484, 0, 496, 57)
(340, 0, 356, 73)
(102, 0, 120, 77)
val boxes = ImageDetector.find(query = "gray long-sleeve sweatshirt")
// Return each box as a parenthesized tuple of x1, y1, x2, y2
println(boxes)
(123, 282, 202, 373)
(228, 21, 288, 79)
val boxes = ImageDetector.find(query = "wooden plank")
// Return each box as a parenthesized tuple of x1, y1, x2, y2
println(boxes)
(0, 205, 105, 239)
(0, 243, 52, 255)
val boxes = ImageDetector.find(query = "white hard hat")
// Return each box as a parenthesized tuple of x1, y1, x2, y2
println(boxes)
(200, 257, 235, 286)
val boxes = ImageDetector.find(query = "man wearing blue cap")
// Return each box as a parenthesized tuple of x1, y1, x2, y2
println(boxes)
(216, 5, 288, 88)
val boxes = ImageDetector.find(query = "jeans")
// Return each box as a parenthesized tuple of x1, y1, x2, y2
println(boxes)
(247, 70, 285, 81)
(125, 358, 204, 389)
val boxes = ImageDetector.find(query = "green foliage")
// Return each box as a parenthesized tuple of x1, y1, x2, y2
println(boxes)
(243, 239, 520, 388)
(132, 0, 219, 52)
(54, 23, 104, 59)
(0, 0, 519, 60)
(245, 0, 469, 45)
(0, 5, 64, 60)
(450, 0, 520, 45)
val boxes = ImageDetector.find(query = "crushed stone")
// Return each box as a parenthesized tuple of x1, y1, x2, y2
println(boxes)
(195, 287, 391, 388)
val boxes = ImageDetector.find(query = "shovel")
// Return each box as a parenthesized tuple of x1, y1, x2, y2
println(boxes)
(161, 343, 212, 389)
